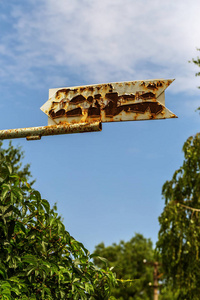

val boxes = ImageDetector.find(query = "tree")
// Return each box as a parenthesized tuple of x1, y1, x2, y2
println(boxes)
(93, 233, 154, 300)
(190, 48, 200, 82)
(0, 143, 117, 299)
(156, 50, 200, 300)
(156, 133, 200, 299)
(0, 141, 34, 186)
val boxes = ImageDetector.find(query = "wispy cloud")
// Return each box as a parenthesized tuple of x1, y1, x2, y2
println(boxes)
(0, 0, 200, 94)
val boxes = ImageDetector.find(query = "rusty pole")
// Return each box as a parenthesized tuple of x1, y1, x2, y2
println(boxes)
(0, 122, 102, 141)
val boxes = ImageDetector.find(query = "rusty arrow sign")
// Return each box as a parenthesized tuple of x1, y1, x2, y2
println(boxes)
(41, 79, 177, 126)
(0, 79, 177, 140)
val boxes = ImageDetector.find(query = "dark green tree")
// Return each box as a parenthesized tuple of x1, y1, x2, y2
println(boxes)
(190, 48, 200, 81)
(93, 233, 154, 300)
(0, 141, 34, 186)
(0, 143, 117, 299)
(157, 50, 200, 300)
(157, 133, 200, 300)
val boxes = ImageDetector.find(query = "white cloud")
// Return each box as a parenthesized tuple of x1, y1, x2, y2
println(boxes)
(0, 0, 200, 95)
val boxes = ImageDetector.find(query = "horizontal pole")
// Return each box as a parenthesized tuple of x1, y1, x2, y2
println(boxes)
(0, 122, 102, 141)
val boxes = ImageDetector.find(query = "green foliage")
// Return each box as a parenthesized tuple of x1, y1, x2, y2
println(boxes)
(157, 133, 200, 299)
(159, 285, 179, 300)
(0, 145, 117, 299)
(0, 141, 34, 186)
(190, 48, 200, 113)
(93, 234, 154, 300)
(190, 48, 200, 80)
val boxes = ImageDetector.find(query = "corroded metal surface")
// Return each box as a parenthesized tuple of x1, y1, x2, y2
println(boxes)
(41, 79, 177, 126)
(0, 79, 176, 141)
(0, 122, 101, 141)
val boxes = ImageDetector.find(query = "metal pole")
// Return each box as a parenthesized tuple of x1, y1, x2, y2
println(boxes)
(143, 259, 160, 300)
(153, 262, 159, 300)
(0, 122, 102, 141)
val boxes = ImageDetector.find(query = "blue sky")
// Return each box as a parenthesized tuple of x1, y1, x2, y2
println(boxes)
(0, 0, 200, 252)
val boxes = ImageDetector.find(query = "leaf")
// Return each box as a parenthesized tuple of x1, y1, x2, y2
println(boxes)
(12, 205, 21, 217)
(6, 163, 12, 175)
(96, 256, 108, 265)
(3, 205, 13, 217)
(30, 190, 41, 201)
(0, 176, 5, 183)
(1, 187, 10, 201)
(41, 241, 48, 253)
(22, 254, 37, 265)
(90, 253, 99, 259)
(8, 276, 20, 283)
(41, 199, 50, 214)
(27, 267, 35, 277)
(8, 220, 15, 239)
(0, 266, 7, 279)
(0, 282, 11, 290)
(10, 286, 20, 295)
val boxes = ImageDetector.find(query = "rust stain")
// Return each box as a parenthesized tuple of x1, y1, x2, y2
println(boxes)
(70, 95, 86, 104)
(66, 107, 82, 117)
(140, 92, 156, 100)
(47, 90, 159, 121)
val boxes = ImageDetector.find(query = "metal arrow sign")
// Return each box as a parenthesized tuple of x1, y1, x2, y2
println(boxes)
(0, 79, 177, 140)
(41, 78, 176, 125)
